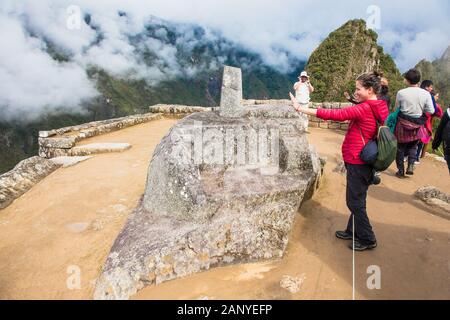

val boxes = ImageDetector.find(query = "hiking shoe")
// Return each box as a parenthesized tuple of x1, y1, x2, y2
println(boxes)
(395, 171, 406, 179)
(348, 240, 377, 251)
(335, 230, 354, 240)
(371, 175, 381, 185)
(406, 164, 415, 175)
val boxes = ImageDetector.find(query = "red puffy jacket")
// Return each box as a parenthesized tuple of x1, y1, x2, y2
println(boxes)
(425, 103, 443, 134)
(316, 100, 389, 165)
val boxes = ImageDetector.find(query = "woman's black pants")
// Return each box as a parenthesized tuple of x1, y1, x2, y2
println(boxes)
(344, 163, 377, 245)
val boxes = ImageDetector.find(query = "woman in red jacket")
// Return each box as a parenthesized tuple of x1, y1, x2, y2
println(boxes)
(289, 72, 389, 251)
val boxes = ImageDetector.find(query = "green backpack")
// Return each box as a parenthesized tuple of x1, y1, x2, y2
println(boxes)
(373, 125, 398, 171)
(359, 107, 398, 172)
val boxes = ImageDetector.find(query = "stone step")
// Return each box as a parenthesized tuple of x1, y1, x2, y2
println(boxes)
(71, 143, 131, 156)
(50, 156, 93, 168)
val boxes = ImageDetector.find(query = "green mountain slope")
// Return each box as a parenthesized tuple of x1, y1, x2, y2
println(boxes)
(306, 19, 404, 106)
(0, 19, 304, 174)
(415, 46, 450, 107)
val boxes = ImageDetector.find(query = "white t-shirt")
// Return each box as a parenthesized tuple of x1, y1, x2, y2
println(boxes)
(295, 82, 310, 104)
(396, 87, 435, 118)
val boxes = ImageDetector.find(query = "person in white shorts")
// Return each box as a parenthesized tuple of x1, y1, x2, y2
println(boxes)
(294, 71, 314, 131)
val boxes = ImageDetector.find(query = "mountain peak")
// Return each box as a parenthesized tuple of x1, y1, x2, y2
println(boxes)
(416, 45, 450, 105)
(441, 45, 450, 61)
(305, 19, 401, 103)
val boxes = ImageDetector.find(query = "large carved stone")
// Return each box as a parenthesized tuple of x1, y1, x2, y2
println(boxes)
(94, 103, 324, 300)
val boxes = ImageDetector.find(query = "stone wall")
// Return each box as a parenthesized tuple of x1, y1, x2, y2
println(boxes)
(39, 113, 163, 158)
(148, 104, 218, 114)
(0, 157, 62, 210)
(0, 112, 167, 211)
(4, 111, 169, 211)
(307, 102, 350, 130)
(243, 100, 351, 130)
(149, 101, 351, 131)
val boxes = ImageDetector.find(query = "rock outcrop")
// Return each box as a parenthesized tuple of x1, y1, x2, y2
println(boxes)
(0, 156, 61, 210)
(415, 186, 450, 219)
(94, 67, 324, 300)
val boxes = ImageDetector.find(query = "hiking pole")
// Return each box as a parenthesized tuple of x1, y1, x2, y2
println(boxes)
(352, 215, 355, 301)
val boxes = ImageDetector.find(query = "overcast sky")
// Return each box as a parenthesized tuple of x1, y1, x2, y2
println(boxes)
(144, 0, 450, 70)
(1, 0, 449, 120)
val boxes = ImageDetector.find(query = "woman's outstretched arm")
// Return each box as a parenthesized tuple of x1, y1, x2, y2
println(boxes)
(289, 92, 362, 122)
(289, 92, 317, 116)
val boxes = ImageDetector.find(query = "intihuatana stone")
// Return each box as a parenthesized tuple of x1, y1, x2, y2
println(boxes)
(219, 66, 243, 118)
(94, 102, 324, 300)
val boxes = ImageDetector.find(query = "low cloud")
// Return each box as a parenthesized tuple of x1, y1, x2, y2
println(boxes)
(0, 0, 449, 121)
(0, 12, 97, 122)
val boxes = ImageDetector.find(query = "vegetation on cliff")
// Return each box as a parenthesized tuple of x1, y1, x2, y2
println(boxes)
(415, 46, 450, 107)
(306, 19, 404, 107)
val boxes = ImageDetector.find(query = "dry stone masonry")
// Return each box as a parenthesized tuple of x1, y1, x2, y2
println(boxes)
(94, 66, 325, 300)
(1, 113, 165, 211)
(71, 143, 132, 156)
(38, 113, 162, 158)
(149, 104, 218, 114)
(149, 100, 351, 131)
(0, 157, 61, 210)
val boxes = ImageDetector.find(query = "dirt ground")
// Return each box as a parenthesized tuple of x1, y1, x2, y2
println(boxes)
(0, 118, 178, 299)
(0, 123, 449, 300)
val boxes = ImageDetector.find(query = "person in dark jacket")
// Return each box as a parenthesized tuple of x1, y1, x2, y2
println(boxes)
(290, 72, 389, 252)
(432, 107, 450, 173)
